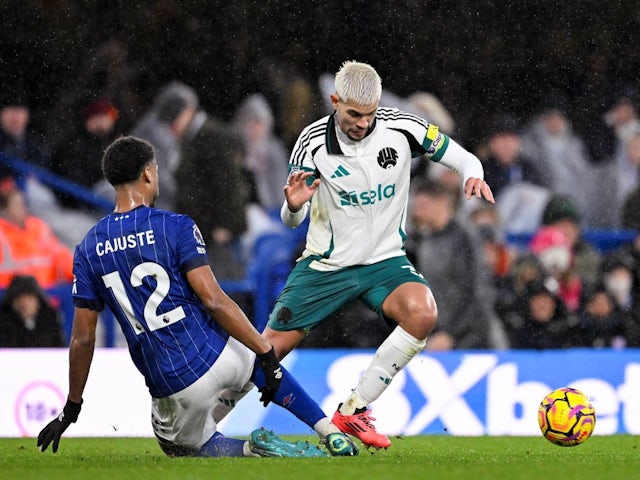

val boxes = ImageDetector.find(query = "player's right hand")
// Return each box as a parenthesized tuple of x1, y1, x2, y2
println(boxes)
(256, 347, 283, 407)
(284, 170, 320, 211)
(37, 399, 82, 453)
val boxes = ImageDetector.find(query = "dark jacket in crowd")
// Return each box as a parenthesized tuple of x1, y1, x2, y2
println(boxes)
(505, 281, 579, 350)
(406, 220, 493, 349)
(0, 275, 65, 348)
(482, 154, 544, 198)
(175, 112, 248, 239)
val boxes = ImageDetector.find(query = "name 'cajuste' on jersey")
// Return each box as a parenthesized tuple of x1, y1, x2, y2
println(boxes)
(72, 206, 228, 398)
(287, 107, 450, 270)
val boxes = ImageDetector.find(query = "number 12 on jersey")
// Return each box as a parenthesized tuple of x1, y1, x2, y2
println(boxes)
(102, 262, 185, 334)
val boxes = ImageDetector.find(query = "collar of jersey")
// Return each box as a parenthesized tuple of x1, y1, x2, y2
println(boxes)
(325, 112, 377, 156)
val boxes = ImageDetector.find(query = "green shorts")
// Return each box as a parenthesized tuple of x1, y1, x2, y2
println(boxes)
(267, 255, 429, 332)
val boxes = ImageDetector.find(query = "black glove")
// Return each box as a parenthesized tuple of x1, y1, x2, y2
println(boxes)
(256, 347, 283, 407)
(37, 398, 82, 453)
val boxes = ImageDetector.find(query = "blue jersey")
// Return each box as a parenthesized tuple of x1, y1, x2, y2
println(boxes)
(72, 206, 229, 398)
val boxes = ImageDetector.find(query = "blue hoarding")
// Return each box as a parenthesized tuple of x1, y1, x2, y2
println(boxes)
(221, 348, 640, 437)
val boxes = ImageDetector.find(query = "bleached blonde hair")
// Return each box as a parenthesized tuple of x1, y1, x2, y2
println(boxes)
(334, 61, 382, 107)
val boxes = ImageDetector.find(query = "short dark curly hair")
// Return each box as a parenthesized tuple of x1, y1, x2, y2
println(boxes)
(102, 136, 155, 186)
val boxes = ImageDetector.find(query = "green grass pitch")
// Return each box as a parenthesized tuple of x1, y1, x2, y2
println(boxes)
(1, 435, 639, 480)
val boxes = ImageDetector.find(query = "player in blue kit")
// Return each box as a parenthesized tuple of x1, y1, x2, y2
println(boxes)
(37, 136, 358, 458)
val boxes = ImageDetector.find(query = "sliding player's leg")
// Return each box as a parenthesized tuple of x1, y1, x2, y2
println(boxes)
(251, 359, 359, 456)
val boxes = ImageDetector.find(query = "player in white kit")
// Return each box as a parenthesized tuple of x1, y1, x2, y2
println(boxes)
(264, 61, 495, 449)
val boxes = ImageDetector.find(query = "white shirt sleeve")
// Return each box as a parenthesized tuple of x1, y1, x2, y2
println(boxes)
(436, 137, 484, 184)
(280, 201, 310, 228)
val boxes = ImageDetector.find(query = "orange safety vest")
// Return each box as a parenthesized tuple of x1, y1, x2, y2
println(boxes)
(0, 216, 74, 289)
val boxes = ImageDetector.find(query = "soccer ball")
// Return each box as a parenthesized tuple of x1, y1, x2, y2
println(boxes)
(538, 387, 596, 447)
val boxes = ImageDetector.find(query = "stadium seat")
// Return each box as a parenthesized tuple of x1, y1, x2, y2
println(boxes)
(505, 229, 637, 254)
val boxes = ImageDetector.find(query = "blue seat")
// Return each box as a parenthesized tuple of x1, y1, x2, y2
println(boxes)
(242, 232, 297, 331)
(505, 229, 637, 254)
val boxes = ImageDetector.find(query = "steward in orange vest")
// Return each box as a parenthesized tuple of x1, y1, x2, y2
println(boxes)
(0, 183, 73, 289)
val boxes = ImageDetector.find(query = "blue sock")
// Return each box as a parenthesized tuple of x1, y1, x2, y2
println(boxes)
(198, 431, 246, 457)
(252, 362, 325, 428)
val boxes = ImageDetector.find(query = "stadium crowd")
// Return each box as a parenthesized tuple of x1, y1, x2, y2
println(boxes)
(1, 2, 640, 351)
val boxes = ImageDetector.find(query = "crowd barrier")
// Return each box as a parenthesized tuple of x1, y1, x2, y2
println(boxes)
(0, 153, 115, 212)
(2, 347, 638, 438)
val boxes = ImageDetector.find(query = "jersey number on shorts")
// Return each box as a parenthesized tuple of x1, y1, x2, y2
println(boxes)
(102, 262, 186, 334)
(401, 264, 425, 279)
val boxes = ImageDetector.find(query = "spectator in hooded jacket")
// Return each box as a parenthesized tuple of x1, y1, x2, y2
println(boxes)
(575, 282, 629, 349)
(521, 93, 595, 226)
(0, 274, 65, 348)
(232, 94, 289, 214)
(593, 87, 640, 228)
(128, 81, 199, 211)
(507, 279, 579, 350)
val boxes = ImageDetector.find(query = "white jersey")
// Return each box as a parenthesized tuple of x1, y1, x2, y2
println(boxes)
(286, 107, 458, 270)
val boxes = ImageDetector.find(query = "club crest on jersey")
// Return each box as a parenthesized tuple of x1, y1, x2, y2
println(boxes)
(377, 147, 398, 169)
(192, 225, 205, 246)
(287, 166, 301, 179)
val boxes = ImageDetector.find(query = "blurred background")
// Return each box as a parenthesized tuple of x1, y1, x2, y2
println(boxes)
(2, 0, 639, 155)
(1, 0, 640, 353)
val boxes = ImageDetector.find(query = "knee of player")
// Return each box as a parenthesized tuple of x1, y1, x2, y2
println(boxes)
(399, 298, 437, 336)
(420, 306, 438, 332)
(412, 296, 438, 322)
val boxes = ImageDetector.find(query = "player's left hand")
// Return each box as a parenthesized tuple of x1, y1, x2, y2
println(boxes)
(464, 177, 495, 204)
(256, 347, 283, 407)
(37, 399, 82, 453)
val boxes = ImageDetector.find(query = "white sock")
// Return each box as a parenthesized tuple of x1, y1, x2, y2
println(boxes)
(313, 417, 340, 439)
(243, 440, 261, 457)
(340, 326, 426, 414)
(339, 390, 368, 414)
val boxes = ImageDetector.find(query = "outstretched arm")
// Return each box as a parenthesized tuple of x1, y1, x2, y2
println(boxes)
(186, 265, 282, 405)
(68, 308, 99, 403)
(38, 307, 98, 453)
(437, 137, 495, 204)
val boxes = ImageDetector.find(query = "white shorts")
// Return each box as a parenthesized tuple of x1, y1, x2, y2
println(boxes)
(151, 337, 255, 450)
